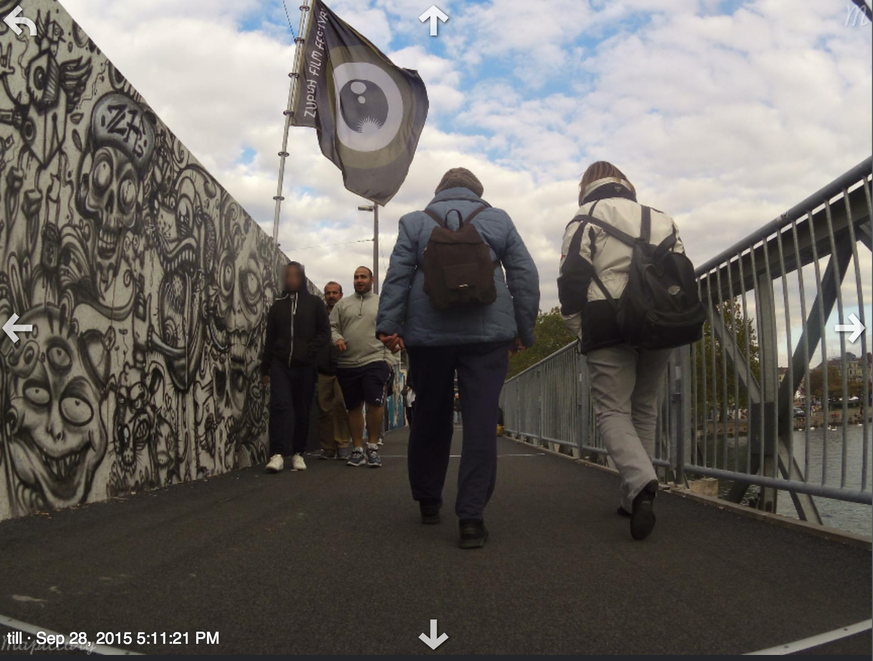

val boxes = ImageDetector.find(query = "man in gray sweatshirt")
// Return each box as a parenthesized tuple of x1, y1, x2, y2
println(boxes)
(331, 266, 398, 468)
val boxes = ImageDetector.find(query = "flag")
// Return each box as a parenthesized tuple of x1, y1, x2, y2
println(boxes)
(292, 0, 429, 205)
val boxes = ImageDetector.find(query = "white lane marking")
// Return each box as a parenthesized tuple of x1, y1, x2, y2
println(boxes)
(0, 613, 141, 655)
(745, 619, 872, 655)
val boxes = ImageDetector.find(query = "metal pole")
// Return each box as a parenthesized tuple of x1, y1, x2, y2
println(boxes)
(373, 204, 380, 294)
(272, 1, 311, 246)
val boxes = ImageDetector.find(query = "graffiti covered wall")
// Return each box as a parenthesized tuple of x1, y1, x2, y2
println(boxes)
(0, 0, 289, 520)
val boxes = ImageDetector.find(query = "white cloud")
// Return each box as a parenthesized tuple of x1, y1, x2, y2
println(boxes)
(59, 0, 871, 311)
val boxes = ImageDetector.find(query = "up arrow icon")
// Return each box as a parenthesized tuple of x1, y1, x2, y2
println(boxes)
(419, 619, 448, 650)
(419, 5, 449, 37)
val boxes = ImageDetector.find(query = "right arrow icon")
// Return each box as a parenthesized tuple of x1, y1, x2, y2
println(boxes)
(835, 312, 866, 343)
(419, 5, 449, 37)
(419, 619, 448, 650)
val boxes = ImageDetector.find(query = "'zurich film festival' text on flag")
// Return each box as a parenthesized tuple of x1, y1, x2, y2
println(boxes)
(292, 0, 429, 205)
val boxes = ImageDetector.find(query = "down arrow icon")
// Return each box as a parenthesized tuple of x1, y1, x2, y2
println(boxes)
(419, 619, 448, 650)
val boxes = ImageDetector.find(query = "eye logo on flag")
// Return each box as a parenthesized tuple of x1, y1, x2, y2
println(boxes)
(333, 62, 403, 153)
(292, 0, 428, 205)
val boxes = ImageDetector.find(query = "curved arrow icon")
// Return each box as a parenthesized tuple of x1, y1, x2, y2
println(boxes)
(835, 312, 866, 343)
(3, 6, 37, 37)
(3, 313, 32, 343)
(419, 5, 448, 37)
(419, 619, 448, 650)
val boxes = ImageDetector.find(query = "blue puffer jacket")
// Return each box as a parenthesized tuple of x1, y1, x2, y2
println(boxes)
(376, 187, 540, 347)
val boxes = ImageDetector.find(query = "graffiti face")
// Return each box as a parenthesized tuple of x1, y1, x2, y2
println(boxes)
(2, 307, 108, 511)
(78, 145, 141, 294)
(0, 5, 286, 522)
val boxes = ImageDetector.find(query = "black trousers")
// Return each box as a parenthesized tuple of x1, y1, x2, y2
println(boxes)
(407, 341, 511, 521)
(269, 361, 317, 457)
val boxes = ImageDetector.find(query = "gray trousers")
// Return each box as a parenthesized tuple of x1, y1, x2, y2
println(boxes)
(587, 344, 673, 512)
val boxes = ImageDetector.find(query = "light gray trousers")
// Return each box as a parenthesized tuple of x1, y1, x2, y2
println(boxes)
(586, 344, 673, 512)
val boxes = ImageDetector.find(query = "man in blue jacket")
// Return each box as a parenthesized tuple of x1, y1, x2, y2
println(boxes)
(377, 168, 540, 549)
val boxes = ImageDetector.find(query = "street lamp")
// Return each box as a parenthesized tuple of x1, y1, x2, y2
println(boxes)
(358, 204, 379, 294)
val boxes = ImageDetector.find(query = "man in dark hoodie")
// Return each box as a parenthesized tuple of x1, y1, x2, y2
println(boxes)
(261, 262, 330, 473)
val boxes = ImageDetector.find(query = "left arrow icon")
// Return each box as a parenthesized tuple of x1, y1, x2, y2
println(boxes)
(3, 313, 33, 343)
(3, 5, 37, 37)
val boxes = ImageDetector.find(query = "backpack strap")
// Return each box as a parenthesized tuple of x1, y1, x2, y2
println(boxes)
(653, 227, 678, 262)
(582, 205, 655, 247)
(640, 205, 652, 243)
(423, 208, 446, 227)
(461, 204, 488, 227)
(423, 204, 488, 229)
(564, 201, 617, 309)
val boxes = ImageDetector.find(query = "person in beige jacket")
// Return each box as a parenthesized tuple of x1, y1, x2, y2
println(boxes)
(558, 161, 689, 541)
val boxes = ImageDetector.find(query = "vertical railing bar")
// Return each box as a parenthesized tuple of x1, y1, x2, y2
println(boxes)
(793, 217, 812, 482)
(726, 259, 741, 472)
(807, 205, 829, 486)
(715, 264, 730, 472)
(707, 275, 718, 468)
(737, 249, 754, 476)
(699, 278, 708, 468)
(823, 199, 849, 489)
(761, 237, 779, 485)
(777, 228, 795, 478)
(691, 329, 699, 465)
(842, 185, 870, 491)
(749, 245, 766, 479)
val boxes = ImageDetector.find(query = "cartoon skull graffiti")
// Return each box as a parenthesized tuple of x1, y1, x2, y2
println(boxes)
(1, 305, 109, 512)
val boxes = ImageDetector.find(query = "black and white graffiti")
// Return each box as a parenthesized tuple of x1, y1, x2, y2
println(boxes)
(0, 1, 286, 520)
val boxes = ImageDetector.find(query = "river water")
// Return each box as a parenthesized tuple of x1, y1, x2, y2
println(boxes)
(706, 426, 872, 537)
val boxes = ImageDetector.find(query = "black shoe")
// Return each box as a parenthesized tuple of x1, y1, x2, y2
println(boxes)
(420, 500, 442, 525)
(459, 519, 489, 549)
(630, 480, 659, 541)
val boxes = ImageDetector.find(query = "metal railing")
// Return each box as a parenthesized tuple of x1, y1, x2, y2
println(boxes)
(501, 158, 873, 521)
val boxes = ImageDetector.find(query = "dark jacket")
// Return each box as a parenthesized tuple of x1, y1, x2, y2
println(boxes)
(261, 287, 330, 376)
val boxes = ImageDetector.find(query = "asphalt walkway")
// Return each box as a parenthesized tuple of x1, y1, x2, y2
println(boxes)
(0, 428, 870, 655)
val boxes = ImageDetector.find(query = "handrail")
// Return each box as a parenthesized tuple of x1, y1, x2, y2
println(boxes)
(695, 157, 872, 275)
(501, 158, 873, 529)
(505, 341, 577, 382)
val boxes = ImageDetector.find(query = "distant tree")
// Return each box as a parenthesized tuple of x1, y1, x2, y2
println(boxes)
(507, 307, 576, 378)
(694, 300, 760, 417)
(809, 365, 856, 399)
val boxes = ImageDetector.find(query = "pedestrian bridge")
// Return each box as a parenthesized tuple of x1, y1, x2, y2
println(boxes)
(0, 159, 871, 657)
(0, 426, 870, 656)
(0, 0, 871, 653)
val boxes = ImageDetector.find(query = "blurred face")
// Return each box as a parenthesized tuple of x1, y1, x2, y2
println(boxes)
(353, 267, 373, 294)
(285, 265, 303, 292)
(324, 284, 343, 309)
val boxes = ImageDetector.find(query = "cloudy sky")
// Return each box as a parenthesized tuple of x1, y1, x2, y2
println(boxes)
(62, 0, 871, 319)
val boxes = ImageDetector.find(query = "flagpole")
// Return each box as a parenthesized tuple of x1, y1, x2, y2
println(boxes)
(272, 1, 312, 246)
(373, 204, 380, 294)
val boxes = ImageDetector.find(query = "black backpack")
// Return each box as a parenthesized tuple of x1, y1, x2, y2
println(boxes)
(422, 203, 498, 311)
(563, 203, 705, 350)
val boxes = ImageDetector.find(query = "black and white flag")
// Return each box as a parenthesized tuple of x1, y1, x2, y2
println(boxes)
(292, 0, 429, 205)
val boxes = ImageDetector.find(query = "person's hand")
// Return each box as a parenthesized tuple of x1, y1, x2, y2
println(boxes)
(261, 374, 269, 387)
(510, 338, 526, 356)
(335, 339, 347, 352)
(378, 333, 405, 353)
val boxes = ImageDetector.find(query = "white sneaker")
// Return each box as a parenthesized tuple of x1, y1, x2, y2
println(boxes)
(291, 453, 307, 471)
(266, 454, 284, 473)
